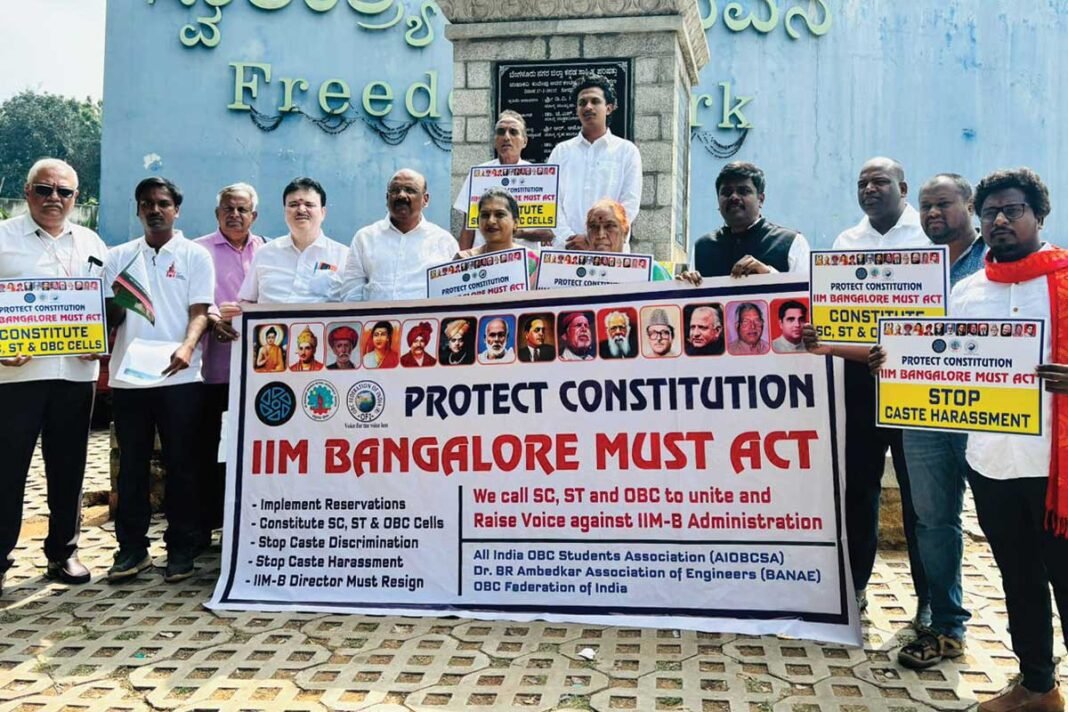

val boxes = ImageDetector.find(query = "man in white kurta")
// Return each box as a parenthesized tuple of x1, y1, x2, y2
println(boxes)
(549, 73, 641, 251)
(340, 169, 457, 302)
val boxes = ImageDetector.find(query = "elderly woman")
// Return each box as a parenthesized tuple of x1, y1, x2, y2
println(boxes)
(574, 199, 675, 280)
(455, 187, 539, 285)
(362, 320, 398, 369)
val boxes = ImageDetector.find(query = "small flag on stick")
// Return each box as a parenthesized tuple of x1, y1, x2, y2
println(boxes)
(112, 254, 155, 325)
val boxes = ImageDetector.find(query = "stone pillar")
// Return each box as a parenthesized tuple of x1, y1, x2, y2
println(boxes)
(440, 1, 709, 264)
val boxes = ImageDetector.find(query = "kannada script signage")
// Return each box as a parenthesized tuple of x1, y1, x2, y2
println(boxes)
(495, 59, 632, 163)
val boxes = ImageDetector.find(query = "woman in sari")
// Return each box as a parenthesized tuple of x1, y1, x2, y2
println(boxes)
(362, 320, 399, 369)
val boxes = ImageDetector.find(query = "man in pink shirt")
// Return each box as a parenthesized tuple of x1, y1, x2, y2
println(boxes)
(194, 183, 264, 548)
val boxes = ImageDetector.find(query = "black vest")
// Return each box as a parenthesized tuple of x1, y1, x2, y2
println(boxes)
(693, 218, 800, 277)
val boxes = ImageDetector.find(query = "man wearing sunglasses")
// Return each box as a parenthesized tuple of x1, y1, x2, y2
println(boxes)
(452, 110, 553, 251)
(0, 158, 108, 593)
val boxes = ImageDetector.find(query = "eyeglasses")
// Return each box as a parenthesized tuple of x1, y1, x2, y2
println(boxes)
(980, 203, 1029, 223)
(647, 329, 672, 340)
(32, 184, 76, 199)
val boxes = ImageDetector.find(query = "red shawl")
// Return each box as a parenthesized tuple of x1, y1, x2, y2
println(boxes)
(985, 247, 1068, 538)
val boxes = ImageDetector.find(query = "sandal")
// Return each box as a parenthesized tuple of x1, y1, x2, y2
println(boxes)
(898, 632, 964, 669)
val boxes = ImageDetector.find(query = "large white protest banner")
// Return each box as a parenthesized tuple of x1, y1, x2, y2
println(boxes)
(209, 276, 859, 645)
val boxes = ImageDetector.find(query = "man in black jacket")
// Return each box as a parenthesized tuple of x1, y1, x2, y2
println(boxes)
(693, 162, 810, 277)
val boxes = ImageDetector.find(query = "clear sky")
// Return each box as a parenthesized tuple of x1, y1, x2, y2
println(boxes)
(0, 0, 106, 101)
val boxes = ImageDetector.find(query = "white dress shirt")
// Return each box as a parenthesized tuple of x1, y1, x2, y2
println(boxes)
(774, 234, 812, 275)
(833, 204, 929, 250)
(0, 214, 108, 384)
(238, 232, 347, 304)
(453, 159, 545, 251)
(104, 232, 215, 389)
(340, 216, 458, 302)
(549, 129, 642, 248)
(950, 247, 1053, 480)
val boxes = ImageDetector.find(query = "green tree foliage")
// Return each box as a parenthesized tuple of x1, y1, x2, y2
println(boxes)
(0, 91, 102, 201)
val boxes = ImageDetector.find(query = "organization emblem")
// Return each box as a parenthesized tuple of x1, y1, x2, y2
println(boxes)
(255, 382, 296, 426)
(303, 380, 339, 421)
(347, 380, 386, 423)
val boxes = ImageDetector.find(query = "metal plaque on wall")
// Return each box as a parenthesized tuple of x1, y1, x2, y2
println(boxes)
(495, 59, 633, 163)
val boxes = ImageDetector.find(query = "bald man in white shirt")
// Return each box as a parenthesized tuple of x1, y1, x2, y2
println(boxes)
(340, 169, 457, 302)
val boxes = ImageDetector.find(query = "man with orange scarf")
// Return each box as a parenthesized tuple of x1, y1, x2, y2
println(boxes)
(951, 168, 1067, 712)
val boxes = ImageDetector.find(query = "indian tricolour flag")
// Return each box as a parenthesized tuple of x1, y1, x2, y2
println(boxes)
(112, 253, 155, 325)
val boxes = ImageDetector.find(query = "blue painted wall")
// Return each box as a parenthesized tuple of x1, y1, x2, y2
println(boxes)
(102, 0, 1067, 250)
(689, 0, 1068, 248)
(100, 0, 455, 244)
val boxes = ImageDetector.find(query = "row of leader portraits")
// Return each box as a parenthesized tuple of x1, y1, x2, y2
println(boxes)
(2, 69, 1066, 712)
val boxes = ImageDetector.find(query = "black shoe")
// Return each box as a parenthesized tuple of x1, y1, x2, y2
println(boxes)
(46, 556, 91, 585)
(856, 589, 868, 613)
(912, 601, 933, 630)
(164, 552, 195, 583)
(107, 548, 151, 583)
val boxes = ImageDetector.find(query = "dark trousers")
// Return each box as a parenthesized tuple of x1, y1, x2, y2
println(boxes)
(843, 362, 928, 598)
(112, 383, 204, 555)
(0, 380, 94, 574)
(200, 383, 229, 536)
(969, 472, 1068, 693)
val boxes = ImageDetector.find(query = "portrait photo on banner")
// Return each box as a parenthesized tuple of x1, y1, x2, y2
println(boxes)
(640, 304, 682, 359)
(401, 319, 438, 368)
(326, 321, 361, 370)
(769, 297, 810, 355)
(517, 312, 556, 363)
(288, 322, 326, 372)
(477, 314, 517, 365)
(361, 320, 401, 369)
(440, 316, 477, 366)
(683, 303, 725, 357)
(557, 310, 597, 362)
(598, 306, 639, 360)
(726, 300, 771, 356)
(253, 323, 288, 373)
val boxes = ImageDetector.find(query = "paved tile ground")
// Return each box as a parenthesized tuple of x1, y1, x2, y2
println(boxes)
(1, 431, 1063, 711)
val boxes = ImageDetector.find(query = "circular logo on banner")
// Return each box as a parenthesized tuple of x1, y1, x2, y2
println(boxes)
(576, 267, 587, 278)
(965, 341, 978, 352)
(347, 381, 385, 423)
(255, 382, 296, 426)
(479, 269, 488, 279)
(24, 293, 36, 304)
(949, 339, 961, 352)
(883, 268, 893, 279)
(931, 339, 947, 354)
(501, 177, 511, 187)
(303, 380, 339, 421)
(855, 267, 868, 280)
(462, 273, 471, 283)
